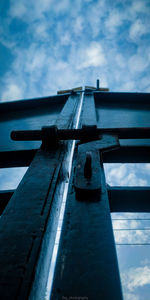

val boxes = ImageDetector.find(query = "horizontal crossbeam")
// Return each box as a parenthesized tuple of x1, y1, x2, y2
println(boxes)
(1, 145, 150, 168)
(0, 190, 13, 215)
(103, 146, 150, 163)
(1, 186, 150, 216)
(0, 150, 36, 168)
(11, 126, 150, 141)
(108, 186, 150, 212)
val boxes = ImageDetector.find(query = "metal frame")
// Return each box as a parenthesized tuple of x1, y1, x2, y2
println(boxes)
(0, 89, 150, 299)
(51, 92, 123, 299)
(0, 93, 81, 299)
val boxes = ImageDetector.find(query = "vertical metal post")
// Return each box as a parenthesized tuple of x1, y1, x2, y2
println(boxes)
(51, 91, 123, 299)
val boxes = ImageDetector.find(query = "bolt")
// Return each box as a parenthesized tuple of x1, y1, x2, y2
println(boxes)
(84, 151, 92, 179)
(96, 79, 100, 89)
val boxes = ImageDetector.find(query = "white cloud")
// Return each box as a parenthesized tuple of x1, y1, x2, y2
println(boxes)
(120, 81, 135, 92)
(9, 2, 27, 18)
(31, 22, 49, 40)
(128, 54, 149, 73)
(145, 164, 150, 172)
(105, 10, 124, 33)
(122, 266, 150, 292)
(79, 42, 106, 68)
(114, 229, 150, 244)
(53, 0, 70, 14)
(60, 32, 71, 46)
(0, 0, 150, 102)
(106, 164, 127, 184)
(115, 54, 126, 68)
(131, 0, 148, 14)
(124, 292, 140, 300)
(112, 219, 129, 230)
(1, 83, 24, 101)
(140, 77, 150, 92)
(24, 47, 47, 74)
(104, 164, 149, 186)
(84, 0, 105, 38)
(9, 0, 53, 21)
(144, 85, 150, 93)
(112, 219, 139, 230)
(121, 172, 147, 186)
(129, 19, 148, 41)
(73, 16, 84, 36)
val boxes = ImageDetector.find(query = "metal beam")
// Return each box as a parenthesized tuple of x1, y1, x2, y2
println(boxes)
(2, 186, 150, 215)
(81, 92, 97, 126)
(0, 150, 37, 168)
(51, 93, 123, 299)
(10, 127, 150, 141)
(0, 190, 14, 215)
(108, 186, 150, 212)
(94, 91, 150, 104)
(1, 144, 150, 168)
(0, 94, 81, 300)
(0, 94, 68, 115)
(102, 146, 150, 163)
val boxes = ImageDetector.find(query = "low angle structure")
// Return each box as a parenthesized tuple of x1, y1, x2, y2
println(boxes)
(0, 82, 150, 299)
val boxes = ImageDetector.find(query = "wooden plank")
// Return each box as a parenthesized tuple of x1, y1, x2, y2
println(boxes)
(0, 94, 80, 299)
(85, 86, 109, 91)
(57, 87, 82, 95)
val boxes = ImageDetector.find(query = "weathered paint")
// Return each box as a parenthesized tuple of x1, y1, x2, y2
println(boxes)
(0, 90, 150, 299)
(0, 94, 80, 299)
(51, 92, 123, 299)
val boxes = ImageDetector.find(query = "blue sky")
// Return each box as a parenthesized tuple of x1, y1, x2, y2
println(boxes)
(1, 1, 150, 299)
(0, 0, 150, 100)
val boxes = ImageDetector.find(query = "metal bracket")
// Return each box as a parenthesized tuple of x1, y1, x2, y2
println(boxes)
(74, 135, 120, 201)
(41, 126, 59, 148)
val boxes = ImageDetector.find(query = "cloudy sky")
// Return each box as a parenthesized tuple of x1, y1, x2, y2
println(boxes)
(1, 0, 150, 299)
(0, 0, 150, 101)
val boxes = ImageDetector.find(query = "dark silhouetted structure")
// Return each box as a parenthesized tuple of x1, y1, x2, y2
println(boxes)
(0, 84, 150, 299)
